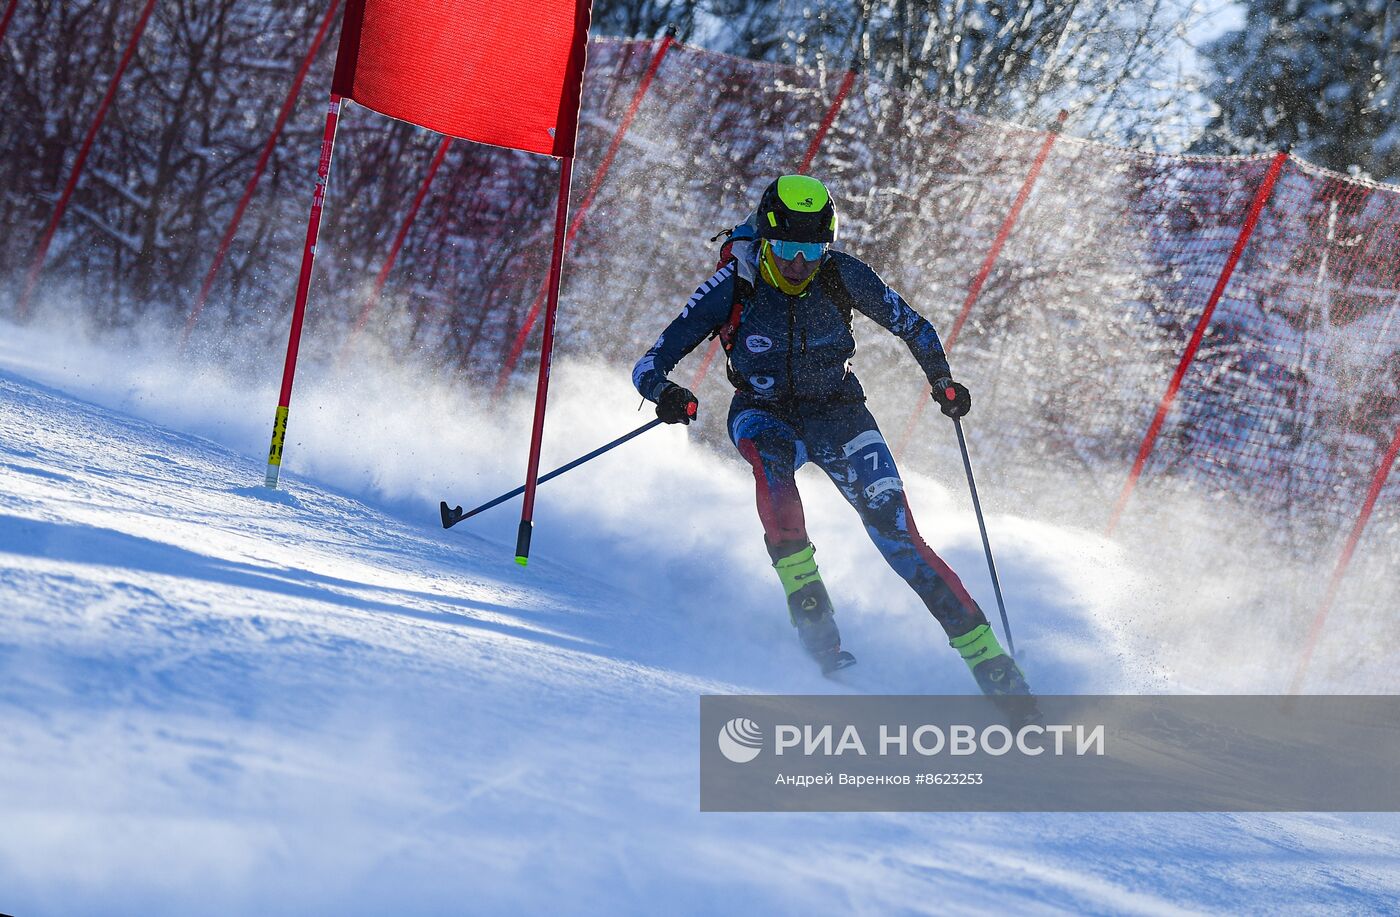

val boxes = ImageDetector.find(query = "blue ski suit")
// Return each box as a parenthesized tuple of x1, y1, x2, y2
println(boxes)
(632, 241, 988, 638)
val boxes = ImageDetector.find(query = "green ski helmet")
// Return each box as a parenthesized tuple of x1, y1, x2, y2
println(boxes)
(755, 174, 838, 243)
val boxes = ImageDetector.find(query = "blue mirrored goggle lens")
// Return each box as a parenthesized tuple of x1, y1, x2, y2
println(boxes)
(768, 239, 828, 261)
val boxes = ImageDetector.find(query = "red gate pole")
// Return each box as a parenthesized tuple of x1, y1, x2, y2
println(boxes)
(492, 31, 676, 397)
(687, 64, 860, 391)
(17, 0, 157, 318)
(338, 134, 451, 360)
(0, 0, 19, 46)
(183, 0, 343, 346)
(892, 110, 1067, 458)
(1105, 151, 1289, 534)
(514, 154, 575, 565)
(1288, 421, 1400, 693)
(263, 94, 344, 489)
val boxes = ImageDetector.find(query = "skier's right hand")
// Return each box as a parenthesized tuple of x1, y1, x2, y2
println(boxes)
(656, 382, 699, 425)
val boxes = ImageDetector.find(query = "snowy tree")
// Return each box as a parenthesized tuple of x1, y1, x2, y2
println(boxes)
(590, 0, 699, 41)
(1196, 0, 1400, 181)
(0, 0, 344, 322)
(597, 0, 1209, 145)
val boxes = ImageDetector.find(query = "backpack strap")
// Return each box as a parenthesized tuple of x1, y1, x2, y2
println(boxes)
(716, 276, 753, 353)
(707, 226, 752, 354)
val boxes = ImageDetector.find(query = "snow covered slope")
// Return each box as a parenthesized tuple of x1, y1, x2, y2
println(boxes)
(2, 323, 1399, 915)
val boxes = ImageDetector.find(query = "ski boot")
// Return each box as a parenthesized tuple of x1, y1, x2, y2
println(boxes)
(774, 543, 856, 675)
(950, 624, 1041, 727)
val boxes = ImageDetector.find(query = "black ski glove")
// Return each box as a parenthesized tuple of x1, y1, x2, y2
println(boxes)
(931, 377, 971, 418)
(656, 382, 699, 425)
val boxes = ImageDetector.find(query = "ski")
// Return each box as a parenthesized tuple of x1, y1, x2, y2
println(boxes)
(818, 649, 857, 675)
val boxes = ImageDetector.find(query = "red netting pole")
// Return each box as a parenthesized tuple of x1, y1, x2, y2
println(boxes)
(183, 0, 343, 346)
(263, 94, 343, 489)
(686, 316, 725, 391)
(514, 154, 575, 565)
(687, 64, 860, 391)
(893, 110, 1067, 458)
(493, 32, 676, 397)
(17, 0, 158, 318)
(798, 64, 857, 173)
(1288, 421, 1400, 693)
(1105, 151, 1290, 534)
(339, 134, 451, 359)
(0, 0, 19, 46)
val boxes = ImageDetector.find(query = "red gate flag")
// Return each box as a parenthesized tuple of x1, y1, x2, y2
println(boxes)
(331, 0, 591, 157)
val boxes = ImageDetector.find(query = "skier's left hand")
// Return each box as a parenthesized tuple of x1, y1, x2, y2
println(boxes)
(931, 378, 971, 418)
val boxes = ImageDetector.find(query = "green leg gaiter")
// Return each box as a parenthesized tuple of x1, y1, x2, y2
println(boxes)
(949, 623, 1007, 673)
(772, 542, 821, 597)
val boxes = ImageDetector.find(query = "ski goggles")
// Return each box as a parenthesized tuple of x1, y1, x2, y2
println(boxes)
(765, 238, 828, 262)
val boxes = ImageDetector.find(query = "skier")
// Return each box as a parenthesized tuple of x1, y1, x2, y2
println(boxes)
(632, 174, 1032, 698)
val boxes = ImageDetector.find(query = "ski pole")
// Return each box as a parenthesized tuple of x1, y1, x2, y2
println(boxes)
(441, 418, 665, 529)
(951, 414, 1016, 657)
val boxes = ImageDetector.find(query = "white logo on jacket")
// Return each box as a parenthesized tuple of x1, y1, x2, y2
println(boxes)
(681, 264, 735, 318)
(745, 334, 773, 353)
